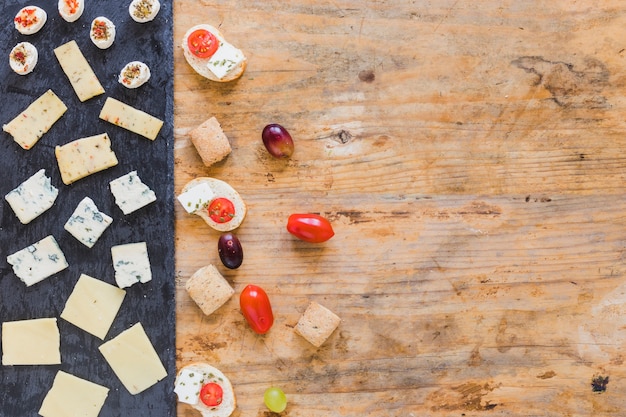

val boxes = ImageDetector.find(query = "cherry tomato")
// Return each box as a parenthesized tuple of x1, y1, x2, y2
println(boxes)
(187, 29, 219, 58)
(208, 198, 235, 224)
(200, 382, 223, 407)
(286, 213, 334, 243)
(240, 284, 274, 334)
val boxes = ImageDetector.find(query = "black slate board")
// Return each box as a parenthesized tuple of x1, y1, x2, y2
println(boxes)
(0, 1, 175, 416)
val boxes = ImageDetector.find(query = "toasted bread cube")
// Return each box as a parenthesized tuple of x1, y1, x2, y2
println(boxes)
(189, 117, 232, 167)
(295, 301, 341, 347)
(185, 264, 234, 316)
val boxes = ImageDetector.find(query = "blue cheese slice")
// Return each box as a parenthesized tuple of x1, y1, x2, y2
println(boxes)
(109, 171, 156, 215)
(2, 318, 61, 365)
(39, 371, 109, 417)
(54, 40, 105, 102)
(64, 197, 113, 248)
(111, 242, 152, 288)
(55, 133, 119, 185)
(7, 235, 69, 286)
(2, 89, 67, 149)
(5, 169, 58, 224)
(99, 97, 163, 140)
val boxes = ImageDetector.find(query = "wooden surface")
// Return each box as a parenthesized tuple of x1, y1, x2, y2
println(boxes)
(173, 1, 626, 415)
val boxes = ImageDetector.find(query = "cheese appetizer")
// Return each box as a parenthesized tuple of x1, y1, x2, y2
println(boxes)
(129, 0, 160, 23)
(9, 42, 38, 75)
(177, 177, 247, 232)
(58, 0, 84, 23)
(174, 363, 236, 417)
(90, 17, 116, 49)
(14, 6, 47, 35)
(182, 24, 247, 82)
(118, 61, 151, 88)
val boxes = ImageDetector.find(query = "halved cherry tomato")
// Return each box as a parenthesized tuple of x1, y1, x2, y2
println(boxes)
(187, 29, 219, 58)
(240, 284, 274, 334)
(200, 382, 223, 407)
(208, 198, 235, 223)
(286, 213, 334, 243)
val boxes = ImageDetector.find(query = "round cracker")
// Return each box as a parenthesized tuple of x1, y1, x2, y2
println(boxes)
(182, 177, 246, 232)
(176, 362, 236, 417)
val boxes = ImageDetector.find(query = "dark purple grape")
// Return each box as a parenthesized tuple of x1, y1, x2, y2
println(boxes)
(218, 233, 243, 269)
(262, 124, 294, 158)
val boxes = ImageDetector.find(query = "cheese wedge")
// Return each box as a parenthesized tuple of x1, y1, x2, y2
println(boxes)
(99, 97, 163, 140)
(2, 89, 67, 149)
(54, 40, 105, 102)
(55, 133, 118, 185)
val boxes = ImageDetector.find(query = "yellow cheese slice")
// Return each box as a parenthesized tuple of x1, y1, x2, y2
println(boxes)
(2, 89, 67, 150)
(55, 133, 119, 185)
(99, 322, 167, 395)
(60, 274, 126, 340)
(99, 97, 163, 140)
(2, 318, 61, 365)
(39, 371, 109, 417)
(54, 40, 105, 102)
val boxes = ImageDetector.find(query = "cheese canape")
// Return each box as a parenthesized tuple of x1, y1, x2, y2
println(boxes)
(90, 17, 116, 49)
(58, 0, 85, 23)
(118, 61, 151, 88)
(9, 42, 38, 75)
(129, 0, 160, 23)
(14, 6, 47, 35)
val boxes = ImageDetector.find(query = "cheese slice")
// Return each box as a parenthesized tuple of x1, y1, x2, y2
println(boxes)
(110, 242, 152, 288)
(99, 97, 163, 140)
(39, 371, 109, 417)
(2, 89, 67, 149)
(5, 169, 58, 224)
(7, 235, 69, 286)
(109, 171, 156, 214)
(61, 274, 126, 340)
(99, 322, 168, 395)
(64, 196, 112, 247)
(55, 133, 118, 185)
(54, 40, 104, 102)
(2, 318, 61, 365)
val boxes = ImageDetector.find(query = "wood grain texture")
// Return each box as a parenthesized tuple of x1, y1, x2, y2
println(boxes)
(174, 1, 626, 415)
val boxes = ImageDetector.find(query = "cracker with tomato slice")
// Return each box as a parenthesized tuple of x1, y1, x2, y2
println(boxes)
(174, 362, 236, 417)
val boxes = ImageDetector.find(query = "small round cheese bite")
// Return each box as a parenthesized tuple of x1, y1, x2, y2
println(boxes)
(174, 363, 236, 417)
(14, 6, 47, 35)
(58, 0, 85, 23)
(90, 17, 116, 49)
(119, 61, 151, 88)
(9, 42, 38, 75)
(129, 0, 161, 23)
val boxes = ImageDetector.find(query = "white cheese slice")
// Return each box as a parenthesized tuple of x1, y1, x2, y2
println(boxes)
(7, 235, 69, 286)
(176, 181, 215, 214)
(54, 40, 105, 102)
(2, 89, 67, 150)
(111, 242, 152, 288)
(39, 371, 109, 417)
(5, 169, 58, 224)
(98, 322, 167, 395)
(173, 367, 205, 405)
(60, 274, 126, 340)
(207, 41, 245, 80)
(55, 133, 119, 185)
(64, 197, 112, 248)
(99, 97, 163, 140)
(1, 318, 61, 365)
(109, 171, 156, 215)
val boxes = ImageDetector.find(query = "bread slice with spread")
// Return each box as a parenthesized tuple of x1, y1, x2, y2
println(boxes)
(174, 362, 236, 417)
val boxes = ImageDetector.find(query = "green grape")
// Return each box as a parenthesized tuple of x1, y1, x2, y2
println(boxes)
(264, 386, 287, 413)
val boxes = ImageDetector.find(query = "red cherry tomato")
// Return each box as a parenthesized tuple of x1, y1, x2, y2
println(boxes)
(187, 29, 219, 58)
(240, 284, 274, 334)
(286, 213, 334, 243)
(200, 382, 223, 407)
(208, 198, 235, 223)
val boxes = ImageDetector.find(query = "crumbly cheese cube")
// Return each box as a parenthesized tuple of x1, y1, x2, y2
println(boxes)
(111, 242, 152, 288)
(2, 318, 61, 365)
(207, 41, 245, 80)
(54, 40, 105, 102)
(64, 197, 112, 248)
(109, 171, 156, 215)
(5, 169, 58, 224)
(55, 133, 119, 185)
(2, 89, 67, 149)
(176, 181, 214, 214)
(61, 274, 126, 340)
(39, 371, 109, 417)
(98, 322, 167, 395)
(7, 235, 69, 286)
(99, 97, 163, 140)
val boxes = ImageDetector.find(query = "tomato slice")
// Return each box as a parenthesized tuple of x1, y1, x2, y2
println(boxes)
(240, 284, 274, 334)
(286, 213, 334, 243)
(208, 197, 236, 223)
(200, 382, 223, 407)
(187, 29, 219, 58)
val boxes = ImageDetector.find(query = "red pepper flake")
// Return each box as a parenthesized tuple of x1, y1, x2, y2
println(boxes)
(92, 20, 110, 40)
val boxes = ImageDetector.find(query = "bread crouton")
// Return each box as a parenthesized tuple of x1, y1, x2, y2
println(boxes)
(185, 264, 234, 316)
(295, 301, 341, 347)
(189, 117, 232, 167)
